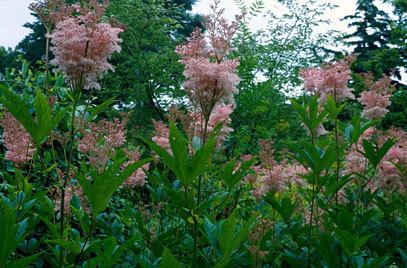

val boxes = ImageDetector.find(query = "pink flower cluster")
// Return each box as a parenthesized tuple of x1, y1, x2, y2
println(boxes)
(175, 0, 241, 117)
(1, 111, 35, 165)
(54, 184, 90, 215)
(251, 161, 307, 198)
(30, 0, 75, 28)
(54, 169, 90, 215)
(49, 0, 122, 89)
(151, 120, 171, 154)
(358, 74, 395, 120)
(344, 127, 407, 193)
(151, 104, 234, 152)
(181, 56, 240, 114)
(122, 150, 150, 188)
(300, 57, 354, 103)
(250, 140, 307, 198)
(78, 115, 128, 170)
(190, 103, 234, 145)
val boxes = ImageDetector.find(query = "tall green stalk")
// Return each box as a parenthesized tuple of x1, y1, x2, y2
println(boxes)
(307, 131, 317, 267)
(58, 90, 78, 267)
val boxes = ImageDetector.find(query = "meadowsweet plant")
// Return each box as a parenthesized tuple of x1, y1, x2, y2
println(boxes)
(358, 73, 395, 120)
(175, 0, 241, 141)
(0, 0, 147, 266)
(49, 9, 123, 90)
(78, 114, 128, 170)
(40, 2, 127, 262)
(0, 111, 35, 165)
(0, 0, 406, 267)
(147, 2, 253, 266)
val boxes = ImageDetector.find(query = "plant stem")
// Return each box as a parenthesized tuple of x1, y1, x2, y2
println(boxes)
(307, 134, 317, 267)
(58, 90, 78, 267)
(193, 115, 210, 267)
(307, 173, 316, 267)
(77, 215, 96, 264)
(45, 29, 51, 101)
(333, 91, 340, 207)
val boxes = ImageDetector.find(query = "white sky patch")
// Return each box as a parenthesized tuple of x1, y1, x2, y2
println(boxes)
(0, 0, 35, 49)
(192, 0, 394, 46)
(192, 0, 405, 85)
(0, 0, 403, 82)
(192, 0, 357, 35)
(0, 0, 393, 49)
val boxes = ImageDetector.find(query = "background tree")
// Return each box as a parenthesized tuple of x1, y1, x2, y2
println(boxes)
(0, 47, 20, 73)
(344, 0, 407, 129)
(344, 0, 405, 80)
(98, 0, 201, 138)
(15, 20, 47, 67)
(12, 0, 201, 139)
(227, 0, 339, 156)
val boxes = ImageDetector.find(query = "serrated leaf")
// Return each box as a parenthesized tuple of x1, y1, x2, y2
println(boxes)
(78, 156, 151, 215)
(0, 85, 65, 147)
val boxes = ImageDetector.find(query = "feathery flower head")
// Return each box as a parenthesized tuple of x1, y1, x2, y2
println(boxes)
(30, 0, 75, 29)
(151, 120, 171, 154)
(250, 139, 307, 198)
(190, 103, 234, 145)
(358, 73, 395, 120)
(122, 150, 150, 188)
(78, 115, 128, 171)
(175, 0, 241, 117)
(49, 0, 122, 90)
(1, 111, 35, 165)
(300, 57, 354, 103)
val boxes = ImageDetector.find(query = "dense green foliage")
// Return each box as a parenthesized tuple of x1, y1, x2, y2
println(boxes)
(0, 0, 406, 267)
(344, 0, 407, 129)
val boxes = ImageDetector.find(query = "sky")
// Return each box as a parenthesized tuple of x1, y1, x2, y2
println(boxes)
(192, 0, 357, 34)
(0, 0, 361, 49)
(0, 0, 403, 82)
(0, 0, 35, 48)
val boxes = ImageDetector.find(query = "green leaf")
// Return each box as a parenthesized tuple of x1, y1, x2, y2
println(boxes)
(266, 195, 296, 223)
(47, 239, 81, 254)
(7, 253, 41, 268)
(0, 203, 18, 267)
(325, 174, 352, 196)
(289, 141, 335, 176)
(190, 125, 218, 179)
(335, 229, 370, 257)
(317, 233, 339, 268)
(325, 95, 346, 119)
(362, 139, 396, 168)
(147, 122, 218, 189)
(78, 156, 151, 215)
(88, 97, 116, 120)
(160, 248, 182, 268)
(169, 122, 190, 184)
(0, 85, 65, 147)
(204, 217, 219, 252)
(222, 158, 255, 190)
(0, 85, 38, 142)
(218, 212, 255, 260)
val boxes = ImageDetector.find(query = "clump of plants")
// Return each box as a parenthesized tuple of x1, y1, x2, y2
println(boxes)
(0, 0, 405, 267)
